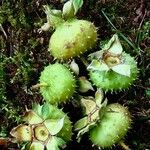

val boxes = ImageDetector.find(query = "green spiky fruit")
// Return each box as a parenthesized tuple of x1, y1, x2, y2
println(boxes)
(89, 53, 138, 91)
(88, 34, 138, 91)
(39, 63, 76, 105)
(49, 19, 97, 60)
(90, 103, 131, 148)
(10, 103, 72, 150)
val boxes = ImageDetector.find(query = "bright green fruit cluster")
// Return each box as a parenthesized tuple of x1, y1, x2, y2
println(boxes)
(10, 103, 72, 150)
(9, 0, 139, 150)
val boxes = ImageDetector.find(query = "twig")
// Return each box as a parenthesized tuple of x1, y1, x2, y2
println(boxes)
(0, 24, 7, 39)
(139, 9, 147, 30)
(119, 141, 131, 150)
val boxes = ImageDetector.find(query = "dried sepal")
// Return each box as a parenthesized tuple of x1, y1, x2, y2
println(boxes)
(23, 110, 43, 125)
(81, 98, 96, 115)
(10, 124, 32, 142)
(70, 59, 79, 75)
(74, 89, 107, 141)
(95, 88, 104, 107)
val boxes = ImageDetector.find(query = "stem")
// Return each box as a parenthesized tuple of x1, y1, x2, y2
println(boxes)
(80, 56, 89, 67)
(43, 5, 64, 29)
(119, 141, 131, 150)
(0, 23, 7, 38)
(32, 83, 48, 89)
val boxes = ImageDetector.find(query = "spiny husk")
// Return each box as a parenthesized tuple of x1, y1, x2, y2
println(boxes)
(89, 52, 138, 91)
(90, 103, 132, 148)
(39, 63, 76, 105)
(49, 19, 97, 60)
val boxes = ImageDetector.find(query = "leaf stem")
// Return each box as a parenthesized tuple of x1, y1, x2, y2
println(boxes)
(119, 141, 131, 150)
(80, 56, 89, 67)
(32, 83, 48, 89)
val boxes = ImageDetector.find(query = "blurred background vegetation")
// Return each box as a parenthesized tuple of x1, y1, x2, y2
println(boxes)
(0, 0, 150, 149)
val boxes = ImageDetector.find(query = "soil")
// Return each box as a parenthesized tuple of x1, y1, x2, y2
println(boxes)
(0, 0, 150, 150)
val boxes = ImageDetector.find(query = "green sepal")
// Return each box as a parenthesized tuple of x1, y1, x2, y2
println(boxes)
(44, 117, 65, 135)
(87, 59, 109, 72)
(104, 34, 123, 55)
(95, 88, 104, 107)
(76, 121, 96, 142)
(72, 0, 83, 14)
(41, 103, 51, 120)
(62, 0, 83, 19)
(78, 76, 94, 93)
(29, 142, 44, 150)
(88, 50, 103, 60)
(62, 0, 75, 19)
(32, 103, 43, 117)
(10, 124, 32, 142)
(74, 116, 88, 131)
(112, 64, 131, 77)
(46, 137, 66, 150)
(41, 5, 64, 30)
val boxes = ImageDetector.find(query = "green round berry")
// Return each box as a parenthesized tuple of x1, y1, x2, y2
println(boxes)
(49, 19, 97, 60)
(90, 103, 131, 148)
(39, 63, 76, 105)
(89, 53, 138, 91)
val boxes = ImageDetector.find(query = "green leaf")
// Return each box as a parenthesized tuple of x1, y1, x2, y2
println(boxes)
(74, 117, 88, 131)
(112, 64, 131, 77)
(104, 34, 123, 55)
(44, 117, 65, 135)
(73, 0, 83, 14)
(87, 60, 109, 72)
